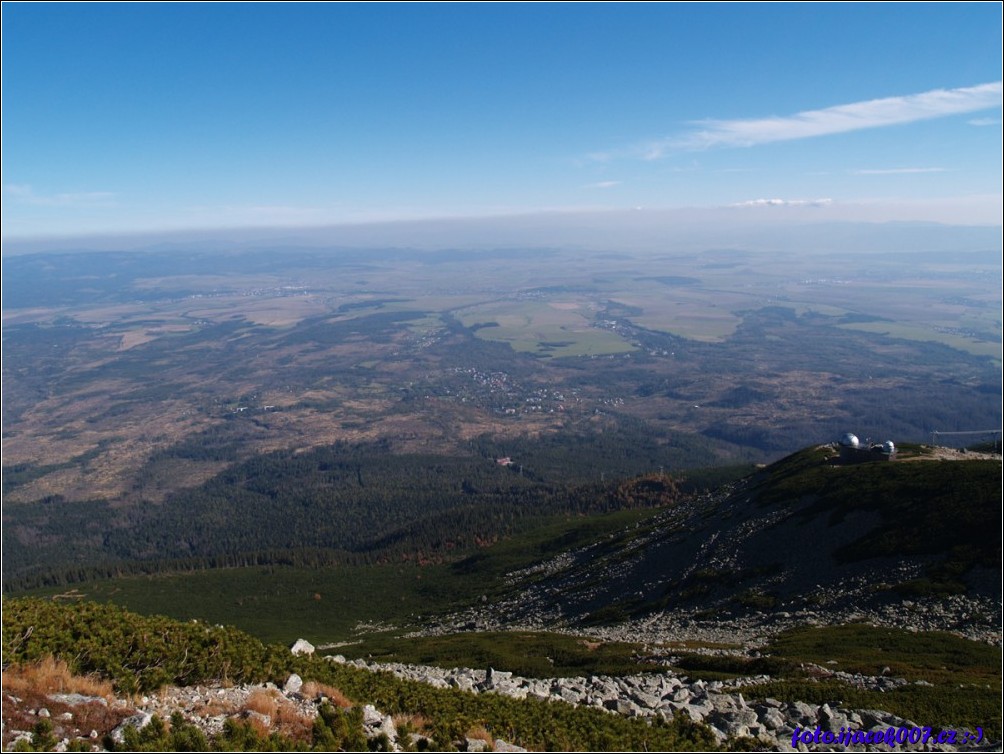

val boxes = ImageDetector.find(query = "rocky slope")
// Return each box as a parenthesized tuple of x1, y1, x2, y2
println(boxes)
(3, 652, 992, 752)
(3, 670, 514, 753)
(325, 654, 957, 750)
(431, 444, 1001, 643)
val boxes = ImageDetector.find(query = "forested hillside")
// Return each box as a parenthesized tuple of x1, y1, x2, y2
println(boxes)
(3, 440, 742, 592)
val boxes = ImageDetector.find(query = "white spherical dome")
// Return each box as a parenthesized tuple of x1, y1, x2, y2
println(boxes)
(839, 433, 860, 448)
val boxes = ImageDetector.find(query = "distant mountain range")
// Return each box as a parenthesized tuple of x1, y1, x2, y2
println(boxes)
(4, 209, 1001, 256)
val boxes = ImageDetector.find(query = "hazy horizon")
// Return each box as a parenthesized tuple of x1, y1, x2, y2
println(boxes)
(4, 202, 1003, 258)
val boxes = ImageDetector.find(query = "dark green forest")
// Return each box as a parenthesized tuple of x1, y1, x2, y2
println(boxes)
(3, 438, 748, 592)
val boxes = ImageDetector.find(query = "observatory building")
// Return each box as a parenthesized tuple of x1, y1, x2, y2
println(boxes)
(837, 433, 896, 463)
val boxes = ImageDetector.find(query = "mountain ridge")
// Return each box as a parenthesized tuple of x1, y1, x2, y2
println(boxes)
(428, 442, 1001, 645)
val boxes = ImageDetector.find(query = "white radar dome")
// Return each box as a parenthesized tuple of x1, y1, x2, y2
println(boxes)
(839, 433, 860, 448)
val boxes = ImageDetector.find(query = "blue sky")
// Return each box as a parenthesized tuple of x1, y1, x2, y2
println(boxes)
(2, 2, 1001, 240)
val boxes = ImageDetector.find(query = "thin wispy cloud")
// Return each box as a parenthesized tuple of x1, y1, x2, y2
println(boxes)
(181, 203, 337, 226)
(851, 167, 947, 175)
(733, 198, 833, 208)
(968, 116, 1001, 126)
(583, 180, 621, 189)
(3, 184, 116, 208)
(640, 82, 1002, 159)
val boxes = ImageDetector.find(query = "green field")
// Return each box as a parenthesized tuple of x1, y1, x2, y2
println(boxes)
(454, 299, 636, 357)
(614, 289, 746, 341)
(837, 320, 1001, 358)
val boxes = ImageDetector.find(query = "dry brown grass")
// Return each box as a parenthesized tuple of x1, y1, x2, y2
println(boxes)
(192, 695, 239, 717)
(394, 712, 431, 734)
(466, 723, 494, 743)
(1, 656, 114, 699)
(300, 680, 353, 708)
(244, 713, 272, 740)
(2, 657, 128, 745)
(242, 688, 279, 719)
(273, 701, 312, 737)
(273, 706, 307, 726)
(238, 687, 314, 743)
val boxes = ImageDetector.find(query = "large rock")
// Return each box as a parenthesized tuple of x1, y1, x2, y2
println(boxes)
(494, 680, 527, 698)
(484, 668, 512, 689)
(47, 693, 108, 708)
(290, 638, 315, 656)
(759, 708, 787, 731)
(630, 690, 661, 710)
(658, 676, 683, 696)
(788, 700, 818, 725)
(670, 687, 691, 704)
(110, 712, 153, 744)
(603, 698, 642, 717)
(494, 740, 529, 753)
(559, 687, 584, 705)
(721, 708, 758, 738)
(709, 694, 738, 713)
(819, 703, 851, 732)
(449, 675, 476, 692)
(682, 699, 714, 722)
(379, 714, 398, 742)
(283, 674, 303, 695)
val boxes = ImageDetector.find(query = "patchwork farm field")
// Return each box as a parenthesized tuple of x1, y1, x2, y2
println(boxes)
(2, 245, 999, 516)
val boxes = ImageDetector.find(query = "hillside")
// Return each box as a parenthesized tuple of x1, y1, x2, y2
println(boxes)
(4, 587, 1000, 751)
(3, 444, 1001, 751)
(431, 443, 1001, 639)
(10, 443, 999, 647)
(0, 598, 722, 752)
(4, 428, 752, 593)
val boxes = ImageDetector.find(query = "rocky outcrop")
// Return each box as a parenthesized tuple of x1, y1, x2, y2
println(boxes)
(2, 673, 531, 753)
(326, 655, 968, 751)
(3, 655, 987, 752)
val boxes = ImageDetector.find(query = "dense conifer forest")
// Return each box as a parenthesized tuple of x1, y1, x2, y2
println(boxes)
(3, 438, 742, 592)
